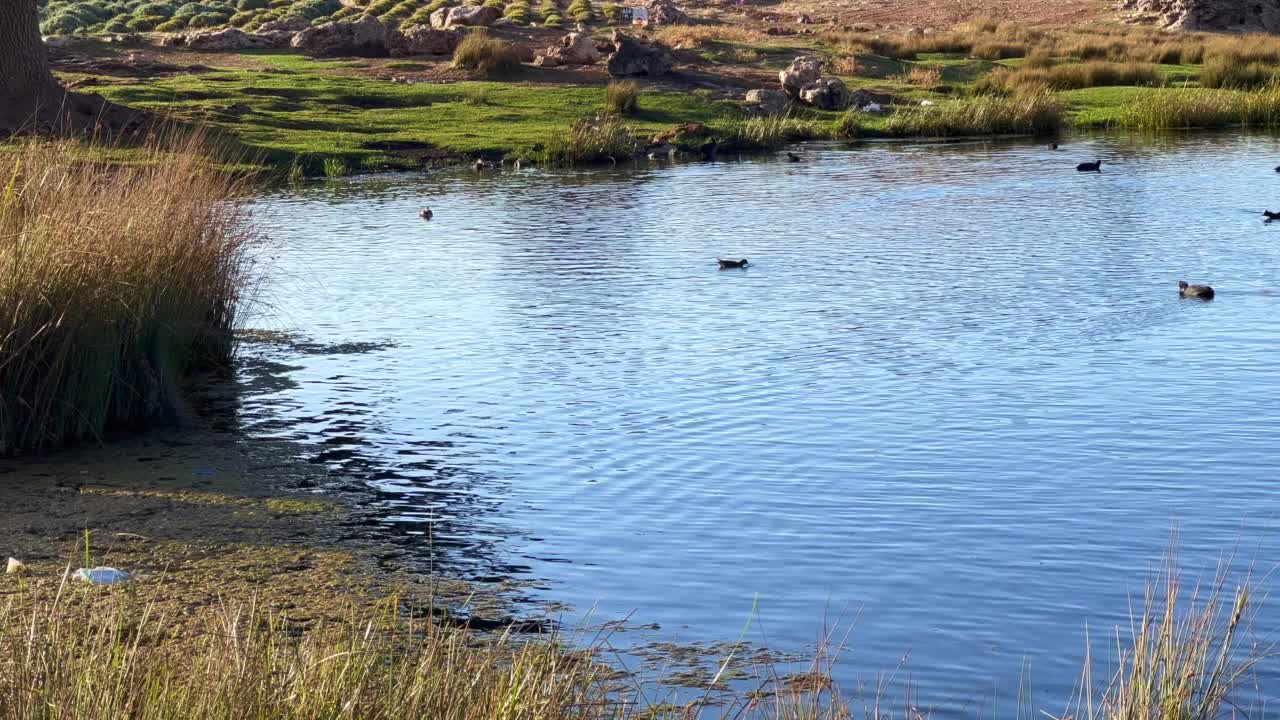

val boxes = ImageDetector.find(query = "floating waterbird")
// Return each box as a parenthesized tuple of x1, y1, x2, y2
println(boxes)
(419, 208, 433, 220)
(786, 151, 801, 162)
(1076, 159, 1102, 172)
(1178, 280, 1215, 300)
(718, 258, 749, 269)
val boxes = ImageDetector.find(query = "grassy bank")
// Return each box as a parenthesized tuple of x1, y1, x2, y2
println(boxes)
(0, 550, 1262, 719)
(43, 23, 1280, 176)
(0, 135, 254, 454)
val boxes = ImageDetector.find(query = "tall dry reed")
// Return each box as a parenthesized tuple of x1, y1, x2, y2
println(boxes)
(0, 134, 255, 454)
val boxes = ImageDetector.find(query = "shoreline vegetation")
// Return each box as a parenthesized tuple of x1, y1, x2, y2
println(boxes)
(26, 16, 1280, 175)
(0, 527, 1265, 719)
(0, 134, 253, 454)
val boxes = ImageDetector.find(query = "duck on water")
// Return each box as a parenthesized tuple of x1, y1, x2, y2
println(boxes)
(1178, 280, 1215, 300)
(718, 258, 749, 269)
(1076, 160, 1102, 172)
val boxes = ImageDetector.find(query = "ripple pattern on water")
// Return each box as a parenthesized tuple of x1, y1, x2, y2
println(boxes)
(244, 134, 1280, 711)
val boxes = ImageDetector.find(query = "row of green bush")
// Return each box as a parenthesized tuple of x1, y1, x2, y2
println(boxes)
(40, 0, 624, 32)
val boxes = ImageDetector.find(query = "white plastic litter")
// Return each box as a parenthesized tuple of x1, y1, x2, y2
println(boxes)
(6, 557, 26, 575)
(919, 100, 935, 107)
(73, 567, 130, 584)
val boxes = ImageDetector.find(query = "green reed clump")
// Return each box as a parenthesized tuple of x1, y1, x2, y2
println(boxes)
(1064, 553, 1259, 720)
(719, 114, 823, 150)
(452, 32, 523, 78)
(539, 115, 639, 164)
(1119, 86, 1280, 130)
(0, 134, 255, 455)
(604, 80, 640, 115)
(845, 91, 1062, 138)
(1199, 56, 1278, 89)
(975, 61, 1160, 95)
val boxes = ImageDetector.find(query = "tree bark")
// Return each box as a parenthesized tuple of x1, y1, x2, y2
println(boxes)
(0, 0, 146, 136)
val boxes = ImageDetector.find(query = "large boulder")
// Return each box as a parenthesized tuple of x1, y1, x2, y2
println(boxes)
(258, 15, 313, 32)
(180, 28, 276, 51)
(396, 24, 463, 54)
(291, 16, 398, 57)
(1119, 0, 1280, 30)
(429, 4, 501, 28)
(644, 0, 690, 24)
(779, 55, 821, 98)
(606, 31, 673, 76)
(744, 88, 789, 116)
(538, 31, 601, 65)
(798, 77, 848, 110)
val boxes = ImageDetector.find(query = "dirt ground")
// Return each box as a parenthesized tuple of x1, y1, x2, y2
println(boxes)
(762, 0, 1114, 30)
(0, 412, 529, 635)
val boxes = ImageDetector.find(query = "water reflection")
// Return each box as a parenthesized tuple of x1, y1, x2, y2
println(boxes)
(243, 133, 1280, 713)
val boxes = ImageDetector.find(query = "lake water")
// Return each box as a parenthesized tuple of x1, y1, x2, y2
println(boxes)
(242, 133, 1280, 714)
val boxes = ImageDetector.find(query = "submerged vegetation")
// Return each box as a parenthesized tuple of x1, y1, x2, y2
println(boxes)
(0, 134, 253, 454)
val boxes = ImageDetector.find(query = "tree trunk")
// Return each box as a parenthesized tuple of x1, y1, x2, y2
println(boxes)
(0, 0, 146, 136)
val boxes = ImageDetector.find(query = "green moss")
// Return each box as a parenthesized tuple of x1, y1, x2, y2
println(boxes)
(82, 54, 762, 170)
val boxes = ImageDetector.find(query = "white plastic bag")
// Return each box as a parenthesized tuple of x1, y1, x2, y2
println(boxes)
(73, 567, 130, 584)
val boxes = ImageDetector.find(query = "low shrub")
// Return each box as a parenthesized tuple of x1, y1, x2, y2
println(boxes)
(602, 3, 620, 22)
(237, 0, 268, 9)
(125, 13, 164, 28)
(133, 2, 176, 17)
(452, 32, 522, 77)
(294, 0, 342, 18)
(155, 16, 187, 29)
(543, 12, 563, 27)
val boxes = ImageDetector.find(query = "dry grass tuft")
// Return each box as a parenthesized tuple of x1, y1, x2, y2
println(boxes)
(605, 80, 640, 115)
(975, 61, 1160, 94)
(452, 32, 522, 78)
(897, 65, 943, 86)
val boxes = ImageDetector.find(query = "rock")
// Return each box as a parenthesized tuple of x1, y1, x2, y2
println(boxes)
(798, 77, 848, 110)
(258, 15, 313, 32)
(532, 53, 561, 67)
(291, 16, 399, 57)
(492, 16, 517, 27)
(779, 55, 821, 98)
(181, 28, 271, 51)
(253, 30, 300, 48)
(795, 13, 812, 23)
(430, 4, 501, 28)
(511, 42, 537, 62)
(6, 557, 26, 575)
(744, 88, 789, 116)
(540, 31, 601, 65)
(644, 0, 690, 24)
(396, 24, 463, 54)
(606, 31, 674, 76)
(1119, 0, 1280, 30)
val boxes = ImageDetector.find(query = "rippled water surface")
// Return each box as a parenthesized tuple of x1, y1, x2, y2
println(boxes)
(244, 134, 1280, 712)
